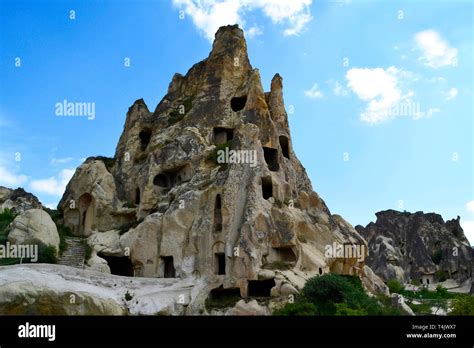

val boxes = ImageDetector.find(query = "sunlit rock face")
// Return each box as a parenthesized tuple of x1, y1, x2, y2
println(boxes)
(58, 24, 382, 313)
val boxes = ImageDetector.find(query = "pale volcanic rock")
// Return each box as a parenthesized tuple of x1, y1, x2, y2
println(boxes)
(53, 24, 387, 314)
(8, 209, 60, 253)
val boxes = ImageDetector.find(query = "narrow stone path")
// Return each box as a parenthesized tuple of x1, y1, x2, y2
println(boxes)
(58, 237, 85, 269)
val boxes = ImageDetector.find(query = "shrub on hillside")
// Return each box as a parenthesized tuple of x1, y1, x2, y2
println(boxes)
(448, 295, 474, 315)
(274, 273, 404, 316)
(387, 279, 405, 294)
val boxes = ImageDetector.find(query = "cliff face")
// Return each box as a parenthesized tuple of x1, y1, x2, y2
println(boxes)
(58, 25, 382, 312)
(356, 210, 473, 284)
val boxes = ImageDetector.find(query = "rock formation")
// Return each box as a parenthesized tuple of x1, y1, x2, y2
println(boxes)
(52, 24, 385, 313)
(0, 264, 193, 315)
(356, 210, 473, 285)
(0, 186, 42, 214)
(8, 209, 60, 254)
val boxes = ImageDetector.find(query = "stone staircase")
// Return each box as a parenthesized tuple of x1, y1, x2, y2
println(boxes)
(58, 237, 86, 269)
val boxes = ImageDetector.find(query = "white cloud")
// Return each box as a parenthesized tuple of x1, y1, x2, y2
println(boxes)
(414, 30, 458, 68)
(346, 66, 414, 124)
(331, 80, 348, 96)
(304, 83, 323, 99)
(461, 220, 474, 246)
(444, 87, 458, 101)
(0, 166, 28, 187)
(466, 200, 474, 213)
(29, 168, 75, 197)
(247, 25, 263, 38)
(172, 0, 312, 41)
(50, 157, 74, 166)
(427, 76, 446, 83)
(44, 202, 57, 210)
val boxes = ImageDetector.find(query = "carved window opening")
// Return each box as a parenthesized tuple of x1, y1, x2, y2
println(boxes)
(247, 279, 275, 297)
(214, 194, 222, 233)
(261, 176, 273, 200)
(213, 127, 234, 145)
(230, 96, 247, 112)
(263, 147, 279, 171)
(279, 135, 290, 159)
(161, 256, 176, 278)
(214, 253, 226, 275)
(139, 129, 152, 150)
(100, 255, 134, 277)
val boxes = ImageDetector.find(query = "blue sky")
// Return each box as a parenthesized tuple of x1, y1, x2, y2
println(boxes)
(0, 0, 473, 242)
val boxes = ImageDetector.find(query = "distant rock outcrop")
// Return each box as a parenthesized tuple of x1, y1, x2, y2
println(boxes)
(0, 186, 42, 214)
(356, 210, 473, 285)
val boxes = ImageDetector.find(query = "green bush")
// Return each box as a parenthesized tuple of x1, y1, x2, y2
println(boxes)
(84, 242, 93, 261)
(435, 270, 448, 282)
(168, 96, 194, 126)
(37, 244, 58, 264)
(387, 279, 405, 294)
(44, 207, 61, 222)
(124, 291, 134, 301)
(264, 261, 290, 270)
(273, 301, 316, 316)
(274, 273, 405, 316)
(334, 303, 367, 316)
(92, 156, 115, 171)
(207, 141, 232, 165)
(448, 295, 474, 315)
(0, 208, 16, 244)
(57, 225, 73, 255)
(408, 302, 432, 314)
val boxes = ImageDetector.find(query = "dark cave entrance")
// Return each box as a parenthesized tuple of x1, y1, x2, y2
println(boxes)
(247, 279, 275, 297)
(279, 135, 290, 159)
(261, 176, 273, 200)
(263, 147, 279, 171)
(230, 96, 247, 112)
(161, 256, 176, 278)
(139, 129, 152, 150)
(100, 255, 134, 277)
(209, 286, 241, 300)
(153, 173, 169, 188)
(135, 187, 140, 205)
(214, 253, 226, 275)
(153, 165, 192, 191)
(273, 247, 297, 263)
(214, 194, 223, 233)
(213, 127, 234, 145)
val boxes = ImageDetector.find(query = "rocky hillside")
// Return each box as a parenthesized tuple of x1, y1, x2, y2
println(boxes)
(52, 24, 386, 313)
(356, 210, 473, 285)
(0, 186, 42, 214)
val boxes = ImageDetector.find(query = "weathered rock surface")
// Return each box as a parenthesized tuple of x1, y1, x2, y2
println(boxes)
(0, 264, 194, 315)
(356, 210, 473, 284)
(225, 299, 270, 315)
(0, 186, 42, 214)
(50, 24, 386, 314)
(390, 294, 415, 316)
(8, 209, 60, 252)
